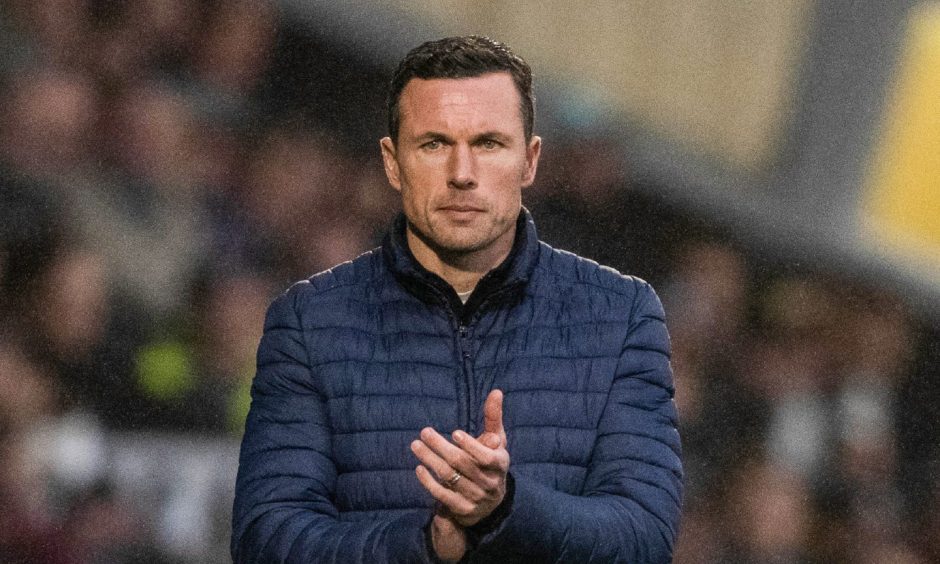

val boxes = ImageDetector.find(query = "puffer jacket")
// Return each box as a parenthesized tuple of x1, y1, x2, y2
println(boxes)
(232, 210, 682, 563)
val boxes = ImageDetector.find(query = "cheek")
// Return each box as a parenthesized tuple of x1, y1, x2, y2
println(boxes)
(486, 153, 529, 181)
(399, 182, 433, 222)
(488, 160, 528, 196)
(401, 158, 444, 192)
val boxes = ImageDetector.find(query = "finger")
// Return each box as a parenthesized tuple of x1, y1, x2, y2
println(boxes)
(483, 389, 504, 437)
(418, 428, 485, 480)
(411, 438, 456, 481)
(415, 465, 475, 515)
(478, 431, 501, 449)
(452, 430, 510, 471)
(412, 439, 489, 499)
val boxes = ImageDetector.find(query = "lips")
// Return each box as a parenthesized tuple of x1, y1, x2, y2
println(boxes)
(438, 204, 485, 212)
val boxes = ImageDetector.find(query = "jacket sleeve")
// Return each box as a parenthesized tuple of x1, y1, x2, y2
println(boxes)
(230, 284, 434, 563)
(471, 280, 683, 563)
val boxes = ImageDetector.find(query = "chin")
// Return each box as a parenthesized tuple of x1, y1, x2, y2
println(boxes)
(434, 237, 490, 255)
(425, 223, 486, 250)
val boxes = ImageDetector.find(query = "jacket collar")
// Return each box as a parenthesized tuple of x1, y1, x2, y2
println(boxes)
(382, 208, 540, 318)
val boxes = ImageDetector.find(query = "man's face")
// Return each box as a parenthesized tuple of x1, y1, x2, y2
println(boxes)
(381, 72, 540, 259)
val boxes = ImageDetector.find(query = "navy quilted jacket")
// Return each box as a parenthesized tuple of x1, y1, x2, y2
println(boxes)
(232, 211, 682, 563)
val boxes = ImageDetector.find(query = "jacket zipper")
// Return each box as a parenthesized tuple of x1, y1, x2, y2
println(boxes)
(456, 320, 475, 434)
(449, 282, 521, 435)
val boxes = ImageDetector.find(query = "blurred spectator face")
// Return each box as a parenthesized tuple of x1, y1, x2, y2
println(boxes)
(731, 460, 809, 560)
(33, 250, 109, 359)
(201, 274, 272, 379)
(665, 242, 747, 419)
(0, 342, 57, 430)
(300, 220, 373, 275)
(105, 83, 199, 192)
(91, 0, 200, 83)
(123, 0, 198, 54)
(353, 167, 402, 230)
(745, 336, 827, 398)
(0, 429, 51, 529)
(244, 130, 340, 239)
(192, 0, 278, 94)
(762, 277, 834, 329)
(749, 276, 845, 396)
(64, 489, 138, 563)
(7, 0, 90, 64)
(192, 125, 245, 192)
(553, 137, 628, 201)
(0, 68, 98, 178)
(673, 506, 723, 564)
(846, 294, 912, 383)
(760, 276, 843, 346)
(666, 241, 747, 350)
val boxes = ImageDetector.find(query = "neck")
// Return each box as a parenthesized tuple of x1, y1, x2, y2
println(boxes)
(406, 227, 515, 294)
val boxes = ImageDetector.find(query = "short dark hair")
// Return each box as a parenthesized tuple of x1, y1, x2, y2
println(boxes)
(387, 35, 535, 142)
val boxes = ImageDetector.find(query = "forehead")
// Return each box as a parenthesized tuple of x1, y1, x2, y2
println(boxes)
(397, 72, 524, 137)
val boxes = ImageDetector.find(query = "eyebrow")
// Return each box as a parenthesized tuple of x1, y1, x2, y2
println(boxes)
(414, 131, 451, 143)
(413, 131, 512, 144)
(471, 131, 511, 143)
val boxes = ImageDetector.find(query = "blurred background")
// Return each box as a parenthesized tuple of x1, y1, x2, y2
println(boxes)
(0, 1, 938, 562)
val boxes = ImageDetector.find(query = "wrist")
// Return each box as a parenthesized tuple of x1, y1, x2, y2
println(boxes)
(466, 471, 515, 546)
(426, 513, 467, 563)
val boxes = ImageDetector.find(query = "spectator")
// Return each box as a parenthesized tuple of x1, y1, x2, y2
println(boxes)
(189, 0, 278, 97)
(18, 245, 142, 428)
(0, 67, 99, 180)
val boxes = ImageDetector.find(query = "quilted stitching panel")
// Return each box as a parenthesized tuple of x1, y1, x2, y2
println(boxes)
(287, 244, 648, 515)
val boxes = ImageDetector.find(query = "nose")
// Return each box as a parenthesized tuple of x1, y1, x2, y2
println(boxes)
(447, 143, 476, 190)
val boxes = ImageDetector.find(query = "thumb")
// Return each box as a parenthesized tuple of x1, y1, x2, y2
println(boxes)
(483, 389, 504, 437)
(479, 432, 501, 449)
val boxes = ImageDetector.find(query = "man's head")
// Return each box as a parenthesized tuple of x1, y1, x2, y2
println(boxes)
(387, 36, 535, 143)
(380, 37, 541, 273)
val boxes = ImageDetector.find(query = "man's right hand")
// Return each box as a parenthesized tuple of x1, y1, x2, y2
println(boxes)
(412, 390, 510, 527)
(415, 390, 510, 560)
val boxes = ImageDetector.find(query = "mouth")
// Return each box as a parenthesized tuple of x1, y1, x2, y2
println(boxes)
(437, 205, 485, 222)
(438, 205, 485, 222)
(438, 204, 485, 213)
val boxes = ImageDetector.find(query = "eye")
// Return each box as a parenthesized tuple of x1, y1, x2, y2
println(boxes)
(481, 139, 500, 150)
(422, 140, 442, 150)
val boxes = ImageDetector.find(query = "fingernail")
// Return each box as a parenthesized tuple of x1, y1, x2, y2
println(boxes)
(453, 430, 466, 442)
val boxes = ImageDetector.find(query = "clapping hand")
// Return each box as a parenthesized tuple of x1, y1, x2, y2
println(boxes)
(412, 390, 510, 559)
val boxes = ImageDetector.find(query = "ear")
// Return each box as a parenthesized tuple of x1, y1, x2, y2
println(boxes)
(380, 137, 402, 192)
(521, 135, 541, 188)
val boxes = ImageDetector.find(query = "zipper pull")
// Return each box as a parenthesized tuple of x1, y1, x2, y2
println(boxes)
(458, 325, 471, 358)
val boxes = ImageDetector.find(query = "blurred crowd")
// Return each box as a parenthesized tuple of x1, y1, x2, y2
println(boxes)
(0, 1, 937, 563)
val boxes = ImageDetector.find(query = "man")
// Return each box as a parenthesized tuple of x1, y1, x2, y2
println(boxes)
(232, 36, 682, 563)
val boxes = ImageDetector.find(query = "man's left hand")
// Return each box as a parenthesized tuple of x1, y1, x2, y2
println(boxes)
(412, 390, 510, 527)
